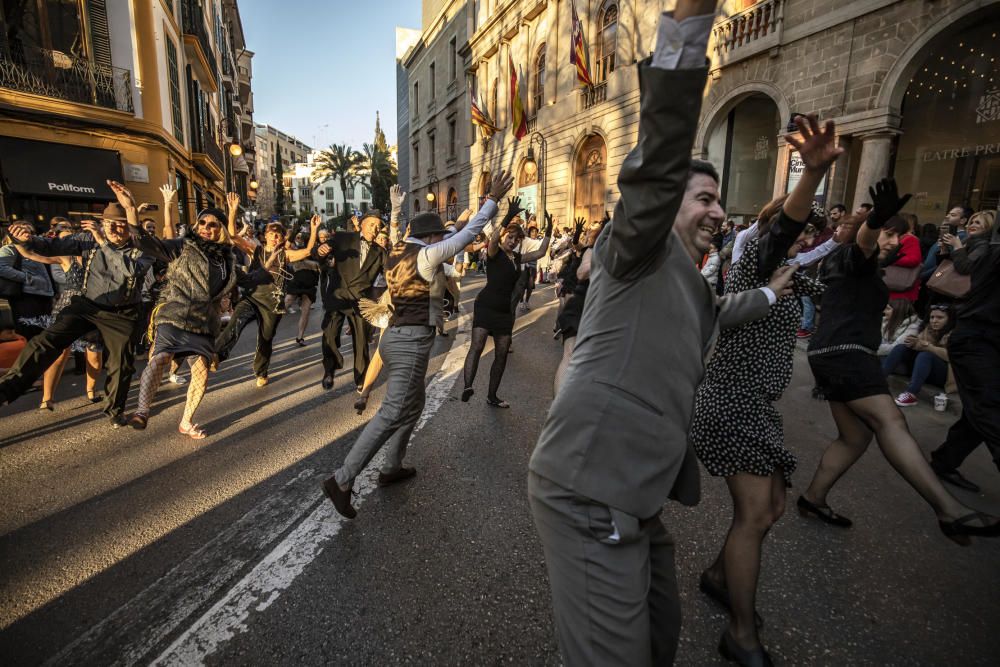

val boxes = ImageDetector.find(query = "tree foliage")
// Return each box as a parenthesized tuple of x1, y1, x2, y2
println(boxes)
(312, 143, 363, 218)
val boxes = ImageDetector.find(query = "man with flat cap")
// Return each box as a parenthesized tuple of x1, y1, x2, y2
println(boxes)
(315, 210, 386, 391)
(322, 172, 513, 518)
(0, 181, 156, 427)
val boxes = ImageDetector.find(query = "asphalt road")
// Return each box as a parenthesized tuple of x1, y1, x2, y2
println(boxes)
(1, 276, 998, 665)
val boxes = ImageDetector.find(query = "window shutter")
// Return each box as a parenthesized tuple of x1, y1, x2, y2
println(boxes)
(87, 0, 113, 69)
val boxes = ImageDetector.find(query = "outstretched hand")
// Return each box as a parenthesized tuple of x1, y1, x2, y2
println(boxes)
(81, 219, 107, 245)
(543, 212, 554, 237)
(390, 184, 406, 210)
(507, 196, 523, 218)
(488, 170, 514, 201)
(160, 184, 177, 204)
(785, 114, 843, 174)
(107, 180, 137, 210)
(866, 178, 911, 228)
(226, 192, 240, 213)
(7, 222, 33, 242)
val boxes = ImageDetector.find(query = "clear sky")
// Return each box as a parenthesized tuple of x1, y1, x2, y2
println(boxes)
(240, 0, 422, 152)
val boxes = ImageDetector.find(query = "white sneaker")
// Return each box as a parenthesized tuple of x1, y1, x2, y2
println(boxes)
(168, 373, 188, 385)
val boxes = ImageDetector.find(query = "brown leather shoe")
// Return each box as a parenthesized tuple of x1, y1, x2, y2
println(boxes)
(377, 467, 417, 487)
(322, 477, 356, 519)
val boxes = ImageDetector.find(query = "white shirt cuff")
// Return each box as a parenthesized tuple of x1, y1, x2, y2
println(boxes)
(759, 286, 777, 305)
(651, 12, 715, 70)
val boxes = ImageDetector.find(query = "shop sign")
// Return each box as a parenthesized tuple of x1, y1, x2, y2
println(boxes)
(125, 163, 150, 183)
(922, 143, 1000, 161)
(0, 137, 121, 199)
(786, 151, 827, 196)
(516, 184, 538, 218)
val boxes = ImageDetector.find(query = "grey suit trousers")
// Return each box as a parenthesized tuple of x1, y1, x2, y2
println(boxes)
(334, 324, 435, 486)
(528, 472, 681, 666)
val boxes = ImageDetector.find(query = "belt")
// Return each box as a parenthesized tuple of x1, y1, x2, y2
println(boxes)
(807, 343, 877, 357)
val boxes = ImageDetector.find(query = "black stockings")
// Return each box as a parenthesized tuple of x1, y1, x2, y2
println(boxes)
(463, 327, 513, 401)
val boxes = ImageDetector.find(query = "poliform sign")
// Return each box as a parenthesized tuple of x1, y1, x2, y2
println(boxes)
(48, 182, 98, 194)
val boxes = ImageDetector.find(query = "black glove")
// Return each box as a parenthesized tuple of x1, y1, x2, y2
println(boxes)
(543, 212, 553, 238)
(866, 178, 911, 229)
(501, 196, 523, 227)
(572, 218, 586, 245)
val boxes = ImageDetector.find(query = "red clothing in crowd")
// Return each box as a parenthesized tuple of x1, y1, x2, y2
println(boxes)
(888, 233, 922, 302)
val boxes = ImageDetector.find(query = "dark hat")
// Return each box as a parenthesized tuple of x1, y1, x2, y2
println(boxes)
(407, 212, 449, 238)
(360, 209, 383, 223)
(197, 207, 227, 223)
(95, 203, 129, 222)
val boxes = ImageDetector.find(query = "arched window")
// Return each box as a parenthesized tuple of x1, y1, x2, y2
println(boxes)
(574, 134, 607, 224)
(532, 44, 546, 114)
(596, 3, 618, 83)
(491, 78, 500, 126)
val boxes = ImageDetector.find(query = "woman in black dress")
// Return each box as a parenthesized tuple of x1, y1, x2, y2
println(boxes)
(284, 231, 321, 346)
(800, 178, 1000, 544)
(461, 201, 550, 408)
(127, 187, 269, 438)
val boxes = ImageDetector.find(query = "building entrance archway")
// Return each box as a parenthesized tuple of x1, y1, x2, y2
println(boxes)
(573, 134, 606, 224)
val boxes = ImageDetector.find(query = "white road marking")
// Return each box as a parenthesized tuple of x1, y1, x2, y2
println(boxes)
(150, 312, 478, 665)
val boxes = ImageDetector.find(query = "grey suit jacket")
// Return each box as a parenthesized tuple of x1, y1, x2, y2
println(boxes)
(529, 63, 770, 520)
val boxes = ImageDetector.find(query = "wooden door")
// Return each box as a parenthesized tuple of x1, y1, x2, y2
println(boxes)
(574, 135, 607, 224)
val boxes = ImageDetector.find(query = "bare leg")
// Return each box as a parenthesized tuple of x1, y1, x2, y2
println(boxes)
(180, 355, 209, 430)
(554, 336, 576, 396)
(85, 348, 101, 396)
(41, 349, 71, 404)
(136, 352, 173, 417)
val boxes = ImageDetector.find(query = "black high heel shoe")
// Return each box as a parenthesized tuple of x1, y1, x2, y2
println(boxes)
(719, 630, 773, 667)
(797, 495, 852, 528)
(939, 512, 1000, 546)
(354, 395, 368, 415)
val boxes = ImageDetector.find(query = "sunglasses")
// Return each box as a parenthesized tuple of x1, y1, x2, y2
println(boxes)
(196, 220, 222, 230)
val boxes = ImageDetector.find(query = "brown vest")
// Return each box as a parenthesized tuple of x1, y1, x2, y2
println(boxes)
(386, 242, 434, 327)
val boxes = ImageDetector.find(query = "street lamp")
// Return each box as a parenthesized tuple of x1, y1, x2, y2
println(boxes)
(229, 143, 243, 157)
(426, 191, 435, 203)
(249, 179, 259, 190)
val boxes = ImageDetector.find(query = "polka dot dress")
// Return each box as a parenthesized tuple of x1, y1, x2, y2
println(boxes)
(691, 236, 825, 485)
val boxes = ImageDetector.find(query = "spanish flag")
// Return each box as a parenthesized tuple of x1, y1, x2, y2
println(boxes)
(470, 89, 499, 138)
(509, 53, 528, 141)
(570, 0, 594, 88)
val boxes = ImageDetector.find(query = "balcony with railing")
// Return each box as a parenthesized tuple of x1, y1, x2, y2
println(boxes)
(0, 43, 133, 113)
(181, 0, 219, 90)
(580, 82, 608, 111)
(712, 0, 784, 67)
(191, 121, 224, 179)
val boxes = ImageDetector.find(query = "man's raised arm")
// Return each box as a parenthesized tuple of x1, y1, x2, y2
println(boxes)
(601, 2, 716, 281)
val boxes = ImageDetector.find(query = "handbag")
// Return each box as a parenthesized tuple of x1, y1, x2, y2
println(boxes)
(927, 259, 971, 299)
(883, 262, 920, 292)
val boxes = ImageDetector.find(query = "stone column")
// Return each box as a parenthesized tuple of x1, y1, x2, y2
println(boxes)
(852, 132, 897, 210)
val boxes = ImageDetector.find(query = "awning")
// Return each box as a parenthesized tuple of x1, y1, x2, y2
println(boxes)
(0, 137, 122, 200)
(233, 155, 250, 173)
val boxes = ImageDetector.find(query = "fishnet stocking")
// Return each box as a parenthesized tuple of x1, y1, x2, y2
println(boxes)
(136, 352, 172, 416)
(181, 356, 209, 427)
(487, 334, 512, 401)
(463, 327, 490, 390)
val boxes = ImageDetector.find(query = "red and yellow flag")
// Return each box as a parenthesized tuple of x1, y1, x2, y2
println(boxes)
(509, 53, 528, 141)
(570, 0, 593, 88)
(470, 89, 499, 138)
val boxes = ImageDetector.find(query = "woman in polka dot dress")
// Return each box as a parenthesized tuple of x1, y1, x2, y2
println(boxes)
(690, 114, 842, 662)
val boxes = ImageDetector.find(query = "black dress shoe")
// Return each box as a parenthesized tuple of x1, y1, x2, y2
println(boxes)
(321, 375, 334, 390)
(109, 415, 128, 429)
(719, 630, 773, 667)
(322, 477, 356, 519)
(797, 495, 852, 527)
(378, 467, 416, 487)
(930, 462, 981, 493)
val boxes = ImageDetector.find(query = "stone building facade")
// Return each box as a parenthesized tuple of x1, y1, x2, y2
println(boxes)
(398, 0, 999, 228)
(401, 0, 473, 222)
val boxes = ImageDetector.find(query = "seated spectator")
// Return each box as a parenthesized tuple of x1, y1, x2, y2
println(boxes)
(878, 298, 920, 358)
(882, 304, 954, 407)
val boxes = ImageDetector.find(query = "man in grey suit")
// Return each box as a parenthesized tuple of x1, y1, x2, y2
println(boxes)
(527, 2, 797, 664)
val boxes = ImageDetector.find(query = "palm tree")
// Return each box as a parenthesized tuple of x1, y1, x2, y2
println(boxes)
(360, 141, 397, 214)
(312, 144, 362, 219)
